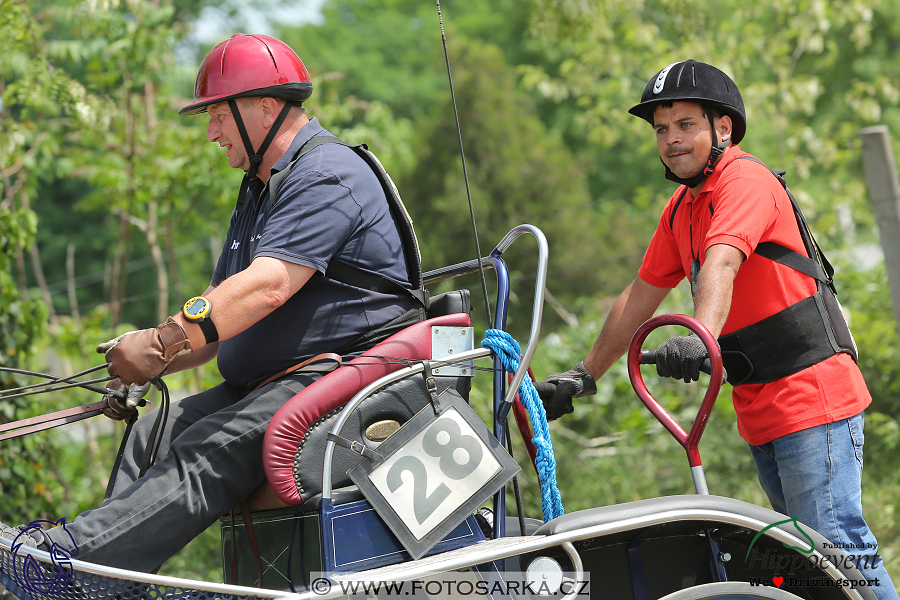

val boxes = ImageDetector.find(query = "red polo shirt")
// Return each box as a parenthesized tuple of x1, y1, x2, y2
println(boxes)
(638, 145, 870, 445)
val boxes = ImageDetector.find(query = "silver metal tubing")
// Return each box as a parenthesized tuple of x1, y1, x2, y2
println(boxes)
(491, 225, 548, 407)
(2, 506, 862, 600)
(422, 225, 548, 408)
(691, 465, 710, 495)
(323, 508, 861, 600)
(559, 541, 584, 600)
(321, 347, 492, 498)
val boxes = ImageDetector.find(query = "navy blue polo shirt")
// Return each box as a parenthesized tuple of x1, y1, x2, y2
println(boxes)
(212, 118, 411, 389)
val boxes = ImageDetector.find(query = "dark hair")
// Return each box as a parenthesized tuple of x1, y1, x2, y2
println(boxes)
(651, 101, 722, 122)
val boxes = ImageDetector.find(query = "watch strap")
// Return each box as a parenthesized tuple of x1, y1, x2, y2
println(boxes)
(197, 317, 219, 344)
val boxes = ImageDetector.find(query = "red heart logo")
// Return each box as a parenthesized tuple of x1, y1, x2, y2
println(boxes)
(773, 576, 784, 587)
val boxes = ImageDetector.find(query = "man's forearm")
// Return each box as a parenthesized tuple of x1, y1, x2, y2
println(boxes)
(693, 244, 744, 338)
(165, 342, 218, 373)
(583, 277, 671, 379)
(174, 257, 315, 351)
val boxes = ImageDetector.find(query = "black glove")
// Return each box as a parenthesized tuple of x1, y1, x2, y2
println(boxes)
(102, 380, 151, 421)
(534, 361, 597, 421)
(656, 333, 708, 383)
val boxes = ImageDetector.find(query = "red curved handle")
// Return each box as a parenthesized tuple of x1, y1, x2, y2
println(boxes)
(627, 314, 724, 468)
(509, 370, 539, 474)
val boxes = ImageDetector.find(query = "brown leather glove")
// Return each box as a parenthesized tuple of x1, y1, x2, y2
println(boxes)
(97, 318, 191, 386)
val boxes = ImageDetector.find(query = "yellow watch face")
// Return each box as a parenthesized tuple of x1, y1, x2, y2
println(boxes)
(182, 296, 211, 322)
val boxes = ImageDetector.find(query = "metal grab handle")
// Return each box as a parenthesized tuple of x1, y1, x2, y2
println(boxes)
(492, 225, 548, 411)
(627, 315, 724, 474)
(640, 349, 717, 377)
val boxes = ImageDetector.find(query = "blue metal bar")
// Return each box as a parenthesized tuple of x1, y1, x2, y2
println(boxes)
(488, 255, 510, 539)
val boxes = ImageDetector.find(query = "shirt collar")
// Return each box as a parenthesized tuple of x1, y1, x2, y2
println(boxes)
(270, 117, 326, 176)
(690, 144, 743, 200)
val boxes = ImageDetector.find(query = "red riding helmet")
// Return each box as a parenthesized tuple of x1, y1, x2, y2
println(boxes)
(179, 33, 312, 115)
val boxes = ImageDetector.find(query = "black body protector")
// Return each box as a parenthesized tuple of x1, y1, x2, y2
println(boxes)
(717, 158, 858, 385)
(631, 60, 857, 386)
(268, 135, 429, 353)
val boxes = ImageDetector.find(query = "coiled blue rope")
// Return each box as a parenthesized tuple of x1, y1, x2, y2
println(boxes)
(481, 329, 564, 522)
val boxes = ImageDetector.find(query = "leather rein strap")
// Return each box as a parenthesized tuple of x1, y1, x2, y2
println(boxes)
(250, 352, 342, 392)
(0, 399, 112, 441)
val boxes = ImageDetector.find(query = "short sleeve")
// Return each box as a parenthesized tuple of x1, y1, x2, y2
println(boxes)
(255, 168, 361, 272)
(704, 171, 780, 259)
(638, 205, 686, 289)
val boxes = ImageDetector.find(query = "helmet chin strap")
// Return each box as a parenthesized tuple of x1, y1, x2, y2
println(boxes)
(662, 106, 729, 188)
(229, 99, 294, 212)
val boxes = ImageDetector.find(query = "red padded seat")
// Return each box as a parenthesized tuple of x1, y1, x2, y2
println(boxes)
(262, 313, 471, 506)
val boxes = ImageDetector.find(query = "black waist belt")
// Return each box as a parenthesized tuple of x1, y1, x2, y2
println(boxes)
(719, 291, 852, 385)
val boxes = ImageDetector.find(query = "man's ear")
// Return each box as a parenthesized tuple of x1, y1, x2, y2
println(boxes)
(717, 114, 733, 143)
(259, 97, 282, 129)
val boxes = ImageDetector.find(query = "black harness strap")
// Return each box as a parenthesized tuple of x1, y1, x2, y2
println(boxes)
(268, 134, 428, 309)
(754, 241, 829, 283)
(103, 412, 138, 504)
(717, 156, 857, 385)
(231, 100, 293, 213)
(669, 187, 689, 229)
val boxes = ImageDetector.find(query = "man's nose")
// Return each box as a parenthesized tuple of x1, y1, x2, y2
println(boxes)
(207, 119, 220, 143)
(664, 128, 682, 145)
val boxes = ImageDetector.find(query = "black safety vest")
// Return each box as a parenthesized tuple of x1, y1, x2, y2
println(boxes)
(268, 135, 428, 311)
(267, 135, 430, 356)
(715, 157, 858, 385)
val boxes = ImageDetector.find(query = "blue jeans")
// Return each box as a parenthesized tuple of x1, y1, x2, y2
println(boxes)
(749, 412, 898, 600)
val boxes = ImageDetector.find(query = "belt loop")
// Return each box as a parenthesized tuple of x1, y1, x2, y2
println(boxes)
(421, 360, 441, 414)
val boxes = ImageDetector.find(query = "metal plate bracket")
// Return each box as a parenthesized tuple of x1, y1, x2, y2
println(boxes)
(431, 326, 474, 377)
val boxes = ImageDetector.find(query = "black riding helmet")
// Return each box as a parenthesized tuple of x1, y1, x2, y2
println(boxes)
(629, 60, 746, 187)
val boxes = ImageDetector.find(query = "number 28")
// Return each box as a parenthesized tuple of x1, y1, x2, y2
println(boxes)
(385, 416, 484, 524)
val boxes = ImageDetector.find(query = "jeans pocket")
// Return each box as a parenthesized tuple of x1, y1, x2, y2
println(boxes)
(847, 413, 865, 470)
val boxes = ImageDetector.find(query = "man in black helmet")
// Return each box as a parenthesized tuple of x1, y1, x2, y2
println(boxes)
(537, 60, 897, 597)
(0, 33, 419, 573)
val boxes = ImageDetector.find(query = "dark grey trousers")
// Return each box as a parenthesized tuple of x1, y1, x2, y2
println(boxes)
(45, 372, 319, 573)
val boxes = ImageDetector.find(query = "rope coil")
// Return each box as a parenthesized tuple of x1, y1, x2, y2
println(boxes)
(481, 329, 564, 521)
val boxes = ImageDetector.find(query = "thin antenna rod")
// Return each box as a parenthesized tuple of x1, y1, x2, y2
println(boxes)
(436, 0, 493, 325)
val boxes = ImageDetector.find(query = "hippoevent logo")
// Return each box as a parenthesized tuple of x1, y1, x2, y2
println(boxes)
(12, 518, 79, 596)
(745, 517, 815, 560)
(744, 518, 883, 589)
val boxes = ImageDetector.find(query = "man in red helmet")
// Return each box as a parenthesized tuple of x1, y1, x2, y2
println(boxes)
(536, 60, 897, 597)
(0, 33, 421, 572)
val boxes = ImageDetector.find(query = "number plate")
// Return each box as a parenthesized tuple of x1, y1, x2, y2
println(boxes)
(349, 388, 520, 559)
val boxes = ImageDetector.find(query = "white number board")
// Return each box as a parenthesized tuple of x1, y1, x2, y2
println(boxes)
(368, 406, 502, 539)
(350, 388, 520, 559)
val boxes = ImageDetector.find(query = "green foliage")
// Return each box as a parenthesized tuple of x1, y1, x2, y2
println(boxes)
(838, 263, 900, 415)
(1, 0, 77, 525)
(0, 203, 53, 525)
(277, 0, 535, 121)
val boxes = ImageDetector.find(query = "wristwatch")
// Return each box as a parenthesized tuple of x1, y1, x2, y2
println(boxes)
(182, 296, 219, 344)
